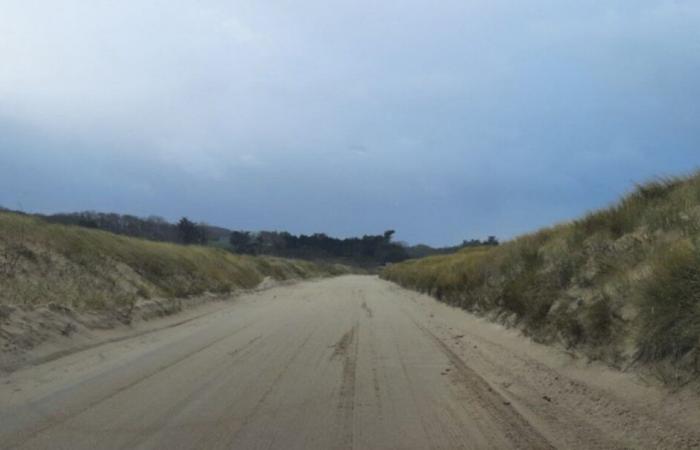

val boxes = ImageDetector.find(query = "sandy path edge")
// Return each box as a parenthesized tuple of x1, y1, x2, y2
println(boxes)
(0, 275, 698, 449)
(0, 277, 299, 375)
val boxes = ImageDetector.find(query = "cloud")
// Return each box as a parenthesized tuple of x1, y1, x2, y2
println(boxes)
(1, 0, 699, 245)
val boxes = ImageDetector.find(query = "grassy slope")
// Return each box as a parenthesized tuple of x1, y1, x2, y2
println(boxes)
(0, 211, 352, 318)
(383, 173, 700, 382)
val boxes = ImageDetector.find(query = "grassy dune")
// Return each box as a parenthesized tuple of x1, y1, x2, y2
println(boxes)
(0, 211, 351, 318)
(383, 172, 700, 382)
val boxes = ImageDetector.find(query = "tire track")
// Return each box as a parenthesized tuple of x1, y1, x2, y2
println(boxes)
(224, 323, 321, 448)
(2, 320, 261, 450)
(117, 334, 267, 449)
(410, 317, 555, 449)
(431, 317, 700, 449)
(5, 276, 696, 450)
(332, 323, 359, 449)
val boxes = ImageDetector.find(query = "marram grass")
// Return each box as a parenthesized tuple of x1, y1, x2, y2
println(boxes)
(0, 212, 351, 313)
(383, 172, 700, 381)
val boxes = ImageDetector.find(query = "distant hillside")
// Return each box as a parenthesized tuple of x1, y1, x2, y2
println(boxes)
(403, 237, 499, 259)
(383, 172, 700, 384)
(43, 211, 226, 243)
(35, 211, 410, 267)
(8, 209, 499, 268)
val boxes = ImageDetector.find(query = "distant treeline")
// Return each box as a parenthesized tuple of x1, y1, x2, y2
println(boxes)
(228, 230, 409, 265)
(227, 232, 499, 265)
(2, 208, 498, 267)
(48, 211, 180, 241)
(44, 211, 229, 244)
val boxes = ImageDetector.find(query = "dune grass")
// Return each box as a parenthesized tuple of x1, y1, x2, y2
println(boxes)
(0, 212, 351, 316)
(383, 172, 700, 381)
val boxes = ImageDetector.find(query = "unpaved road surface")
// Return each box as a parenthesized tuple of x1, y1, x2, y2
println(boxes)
(1, 275, 699, 449)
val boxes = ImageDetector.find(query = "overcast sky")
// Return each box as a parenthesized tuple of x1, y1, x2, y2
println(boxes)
(1, 1, 699, 245)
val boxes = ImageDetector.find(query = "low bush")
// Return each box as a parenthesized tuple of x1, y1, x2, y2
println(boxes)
(636, 241, 700, 370)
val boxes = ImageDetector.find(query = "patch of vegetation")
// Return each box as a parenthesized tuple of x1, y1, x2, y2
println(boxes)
(402, 237, 499, 259)
(44, 211, 224, 244)
(382, 171, 700, 381)
(0, 212, 355, 314)
(636, 241, 700, 375)
(227, 229, 410, 267)
(35, 210, 420, 267)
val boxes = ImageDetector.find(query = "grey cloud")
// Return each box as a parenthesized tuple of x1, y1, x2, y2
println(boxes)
(1, 1, 699, 245)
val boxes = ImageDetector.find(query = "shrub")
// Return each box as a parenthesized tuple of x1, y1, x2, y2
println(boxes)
(636, 241, 700, 366)
(585, 296, 613, 345)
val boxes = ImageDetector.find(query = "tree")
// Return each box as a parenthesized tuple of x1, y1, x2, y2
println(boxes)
(229, 231, 252, 252)
(177, 217, 206, 245)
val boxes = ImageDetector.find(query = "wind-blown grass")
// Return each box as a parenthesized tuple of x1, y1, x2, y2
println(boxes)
(0, 212, 351, 315)
(383, 171, 700, 381)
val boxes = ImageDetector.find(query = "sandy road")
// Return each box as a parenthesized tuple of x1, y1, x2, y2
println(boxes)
(1, 275, 699, 449)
